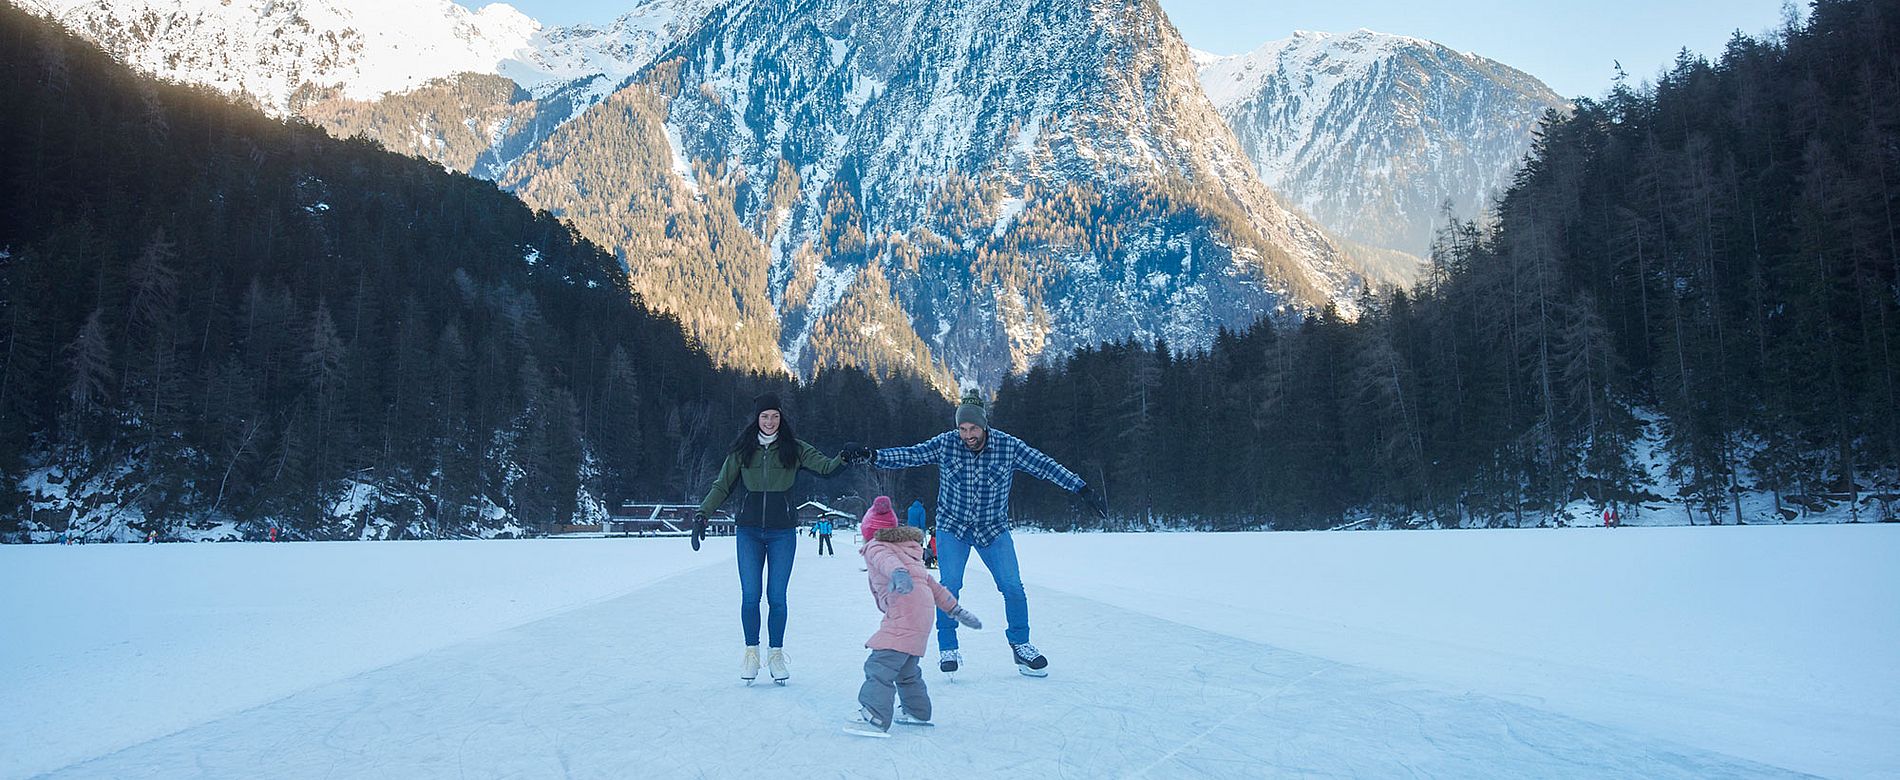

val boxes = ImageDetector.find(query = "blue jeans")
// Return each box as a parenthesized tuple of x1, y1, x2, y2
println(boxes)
(736, 526, 797, 647)
(935, 530, 1029, 649)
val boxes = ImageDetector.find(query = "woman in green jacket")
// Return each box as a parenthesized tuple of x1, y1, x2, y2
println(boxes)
(693, 392, 847, 684)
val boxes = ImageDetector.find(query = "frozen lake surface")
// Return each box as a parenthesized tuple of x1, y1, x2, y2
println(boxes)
(3, 525, 1894, 778)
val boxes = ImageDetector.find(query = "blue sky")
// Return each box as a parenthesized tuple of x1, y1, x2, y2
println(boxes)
(479, 0, 1795, 99)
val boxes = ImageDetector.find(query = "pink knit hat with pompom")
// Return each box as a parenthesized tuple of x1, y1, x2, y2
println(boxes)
(860, 496, 898, 542)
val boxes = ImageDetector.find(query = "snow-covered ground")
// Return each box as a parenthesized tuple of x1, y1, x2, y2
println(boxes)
(2, 526, 1894, 778)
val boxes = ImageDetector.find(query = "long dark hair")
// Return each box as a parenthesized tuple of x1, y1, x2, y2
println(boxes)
(729, 413, 800, 469)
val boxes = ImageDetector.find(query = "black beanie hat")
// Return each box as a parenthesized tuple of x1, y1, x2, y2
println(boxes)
(754, 392, 782, 415)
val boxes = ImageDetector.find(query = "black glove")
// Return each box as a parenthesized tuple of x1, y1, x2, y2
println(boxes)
(690, 513, 708, 551)
(1076, 484, 1107, 520)
(839, 445, 874, 466)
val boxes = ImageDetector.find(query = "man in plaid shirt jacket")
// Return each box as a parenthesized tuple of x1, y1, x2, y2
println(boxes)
(846, 391, 1107, 677)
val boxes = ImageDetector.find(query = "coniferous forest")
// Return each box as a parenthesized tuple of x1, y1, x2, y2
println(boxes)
(997, 0, 1900, 530)
(0, 2, 949, 541)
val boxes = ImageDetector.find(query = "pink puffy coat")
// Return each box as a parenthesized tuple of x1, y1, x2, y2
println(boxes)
(861, 525, 958, 656)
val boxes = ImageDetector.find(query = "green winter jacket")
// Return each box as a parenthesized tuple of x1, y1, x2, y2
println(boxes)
(697, 440, 846, 529)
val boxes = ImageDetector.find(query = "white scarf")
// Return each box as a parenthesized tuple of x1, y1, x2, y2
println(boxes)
(758, 431, 780, 447)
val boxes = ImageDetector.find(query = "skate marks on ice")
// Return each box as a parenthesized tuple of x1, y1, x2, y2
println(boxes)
(43, 557, 1811, 778)
(941, 587, 1810, 779)
(42, 555, 961, 778)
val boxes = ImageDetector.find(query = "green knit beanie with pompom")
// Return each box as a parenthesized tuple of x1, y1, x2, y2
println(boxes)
(954, 390, 988, 429)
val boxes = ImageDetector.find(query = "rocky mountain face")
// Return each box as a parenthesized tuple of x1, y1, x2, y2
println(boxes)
(33, 0, 1540, 390)
(1200, 29, 1567, 262)
(505, 0, 1367, 390)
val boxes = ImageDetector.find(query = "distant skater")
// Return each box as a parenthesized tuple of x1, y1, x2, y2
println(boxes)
(907, 500, 936, 569)
(816, 519, 835, 555)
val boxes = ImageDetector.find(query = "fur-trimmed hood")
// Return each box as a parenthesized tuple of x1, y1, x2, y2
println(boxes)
(861, 523, 957, 656)
(873, 525, 926, 544)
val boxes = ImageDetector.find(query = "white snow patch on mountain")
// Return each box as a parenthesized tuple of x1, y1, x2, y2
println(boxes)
(805, 262, 854, 319)
(992, 196, 1026, 237)
(663, 124, 699, 194)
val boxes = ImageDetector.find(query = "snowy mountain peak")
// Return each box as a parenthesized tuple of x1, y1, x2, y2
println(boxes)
(1202, 28, 1448, 107)
(1201, 28, 1566, 259)
(499, 0, 729, 93)
(35, 0, 721, 114)
(1188, 46, 1226, 68)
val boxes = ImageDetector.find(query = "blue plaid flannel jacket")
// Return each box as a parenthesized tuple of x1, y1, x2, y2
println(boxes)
(874, 429, 1084, 546)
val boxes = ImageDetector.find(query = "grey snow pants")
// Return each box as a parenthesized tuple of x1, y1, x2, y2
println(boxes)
(857, 649, 928, 729)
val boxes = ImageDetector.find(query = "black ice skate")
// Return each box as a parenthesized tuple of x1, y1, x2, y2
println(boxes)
(1010, 642, 1048, 677)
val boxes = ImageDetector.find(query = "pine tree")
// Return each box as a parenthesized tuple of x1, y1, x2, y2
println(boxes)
(62, 308, 113, 440)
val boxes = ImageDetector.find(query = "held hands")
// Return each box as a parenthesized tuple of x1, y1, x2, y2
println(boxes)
(948, 606, 982, 630)
(690, 513, 708, 551)
(839, 445, 875, 466)
(889, 568, 914, 595)
(1076, 483, 1108, 520)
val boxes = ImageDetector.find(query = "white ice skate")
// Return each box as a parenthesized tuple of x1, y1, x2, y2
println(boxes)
(843, 708, 891, 738)
(767, 647, 790, 684)
(740, 645, 760, 685)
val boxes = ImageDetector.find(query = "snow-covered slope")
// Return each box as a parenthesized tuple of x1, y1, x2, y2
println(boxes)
(30, 0, 536, 114)
(1201, 29, 1566, 260)
(500, 0, 724, 95)
(28, 0, 721, 116)
(560, 0, 1368, 387)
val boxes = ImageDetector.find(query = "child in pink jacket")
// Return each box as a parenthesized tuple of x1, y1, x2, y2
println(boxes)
(847, 504, 981, 736)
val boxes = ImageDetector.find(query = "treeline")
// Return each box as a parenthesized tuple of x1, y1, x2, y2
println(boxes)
(0, 3, 949, 541)
(997, 0, 1900, 529)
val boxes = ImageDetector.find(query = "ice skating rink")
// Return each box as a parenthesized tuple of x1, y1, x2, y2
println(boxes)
(4, 526, 1894, 778)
